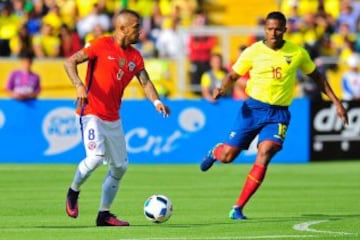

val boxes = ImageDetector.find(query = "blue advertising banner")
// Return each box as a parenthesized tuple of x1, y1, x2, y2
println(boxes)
(0, 98, 309, 164)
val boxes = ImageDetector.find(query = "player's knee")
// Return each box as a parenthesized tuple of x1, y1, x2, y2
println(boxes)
(79, 155, 104, 176)
(219, 153, 234, 163)
(258, 142, 281, 158)
(110, 162, 128, 180)
(219, 148, 235, 163)
(218, 146, 237, 163)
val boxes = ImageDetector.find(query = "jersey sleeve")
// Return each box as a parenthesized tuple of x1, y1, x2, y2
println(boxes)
(82, 38, 102, 59)
(299, 48, 316, 74)
(232, 47, 252, 76)
(134, 51, 145, 75)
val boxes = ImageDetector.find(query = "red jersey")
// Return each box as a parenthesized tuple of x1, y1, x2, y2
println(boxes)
(78, 36, 144, 121)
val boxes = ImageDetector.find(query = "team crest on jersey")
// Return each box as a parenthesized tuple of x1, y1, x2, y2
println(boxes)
(118, 58, 126, 67)
(128, 61, 136, 71)
(87, 141, 96, 150)
(284, 55, 292, 64)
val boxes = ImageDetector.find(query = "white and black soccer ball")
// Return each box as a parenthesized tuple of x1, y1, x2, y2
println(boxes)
(144, 194, 173, 223)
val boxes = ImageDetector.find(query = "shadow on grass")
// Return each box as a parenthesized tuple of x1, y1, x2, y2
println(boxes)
(10, 214, 360, 230)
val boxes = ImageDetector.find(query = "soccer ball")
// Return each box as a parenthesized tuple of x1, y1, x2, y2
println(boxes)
(144, 194, 173, 223)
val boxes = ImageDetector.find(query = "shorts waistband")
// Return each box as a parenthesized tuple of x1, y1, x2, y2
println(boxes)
(246, 98, 289, 110)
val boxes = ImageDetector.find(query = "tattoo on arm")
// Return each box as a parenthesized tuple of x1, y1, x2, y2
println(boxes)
(64, 50, 89, 88)
(137, 69, 160, 101)
(137, 69, 150, 86)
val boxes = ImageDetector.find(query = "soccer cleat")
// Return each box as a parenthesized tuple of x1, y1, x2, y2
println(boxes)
(229, 206, 247, 220)
(96, 211, 130, 227)
(66, 188, 80, 218)
(200, 149, 217, 172)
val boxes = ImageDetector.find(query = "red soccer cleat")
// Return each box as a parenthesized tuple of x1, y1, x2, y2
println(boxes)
(66, 188, 79, 218)
(96, 211, 130, 227)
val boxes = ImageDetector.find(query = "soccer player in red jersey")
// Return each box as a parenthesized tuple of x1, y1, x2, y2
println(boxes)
(64, 9, 170, 227)
(200, 11, 348, 220)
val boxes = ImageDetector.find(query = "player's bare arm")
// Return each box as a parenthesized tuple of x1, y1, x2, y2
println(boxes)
(308, 69, 349, 125)
(64, 50, 89, 107)
(137, 69, 170, 116)
(213, 70, 240, 99)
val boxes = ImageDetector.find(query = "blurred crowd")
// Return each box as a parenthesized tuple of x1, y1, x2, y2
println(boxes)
(1, 0, 360, 100)
(279, 0, 360, 101)
(0, 0, 199, 58)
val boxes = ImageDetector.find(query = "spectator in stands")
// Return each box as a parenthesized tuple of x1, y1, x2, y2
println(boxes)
(331, 22, 356, 57)
(200, 53, 228, 103)
(284, 17, 304, 47)
(84, 22, 110, 44)
(24, 2, 43, 36)
(337, 0, 360, 33)
(188, 10, 217, 95)
(341, 53, 360, 100)
(339, 36, 357, 64)
(11, 0, 26, 19)
(32, 23, 60, 57)
(59, 24, 82, 57)
(0, 3, 22, 56)
(156, 16, 187, 59)
(6, 51, 41, 100)
(76, 3, 111, 40)
(9, 24, 33, 57)
(57, 0, 78, 31)
(75, 0, 105, 22)
(42, 3, 63, 36)
(142, 0, 163, 44)
(135, 31, 157, 58)
(301, 13, 324, 60)
(246, 17, 265, 46)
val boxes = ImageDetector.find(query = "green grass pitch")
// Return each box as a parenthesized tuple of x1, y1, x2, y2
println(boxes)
(0, 161, 359, 240)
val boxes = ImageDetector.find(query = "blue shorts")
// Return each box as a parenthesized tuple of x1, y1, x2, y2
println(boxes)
(225, 98, 291, 149)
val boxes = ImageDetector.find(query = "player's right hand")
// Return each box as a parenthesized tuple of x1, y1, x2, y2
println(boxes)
(75, 85, 88, 107)
(212, 88, 224, 100)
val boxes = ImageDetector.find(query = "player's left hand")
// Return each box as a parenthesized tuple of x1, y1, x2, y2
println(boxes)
(336, 102, 349, 126)
(155, 103, 170, 118)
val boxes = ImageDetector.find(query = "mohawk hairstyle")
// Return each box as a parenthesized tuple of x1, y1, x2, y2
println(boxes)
(118, 8, 141, 20)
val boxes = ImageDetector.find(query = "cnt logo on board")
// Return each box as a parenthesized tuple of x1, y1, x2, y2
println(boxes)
(125, 107, 206, 156)
(42, 107, 82, 155)
(311, 101, 360, 161)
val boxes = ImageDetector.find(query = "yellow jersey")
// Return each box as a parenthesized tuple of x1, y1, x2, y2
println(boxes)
(232, 41, 315, 106)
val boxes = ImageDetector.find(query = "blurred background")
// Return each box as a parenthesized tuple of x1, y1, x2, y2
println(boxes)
(1, 0, 360, 163)
(2, 0, 360, 100)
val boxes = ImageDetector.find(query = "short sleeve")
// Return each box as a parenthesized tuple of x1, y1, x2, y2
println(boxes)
(232, 47, 252, 76)
(82, 38, 102, 59)
(299, 48, 316, 74)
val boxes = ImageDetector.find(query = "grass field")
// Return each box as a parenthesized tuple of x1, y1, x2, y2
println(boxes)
(0, 161, 359, 240)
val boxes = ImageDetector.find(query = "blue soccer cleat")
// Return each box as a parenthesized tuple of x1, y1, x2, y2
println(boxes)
(200, 150, 217, 172)
(229, 206, 247, 220)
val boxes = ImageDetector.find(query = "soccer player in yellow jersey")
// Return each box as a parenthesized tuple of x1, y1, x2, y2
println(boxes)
(200, 11, 349, 220)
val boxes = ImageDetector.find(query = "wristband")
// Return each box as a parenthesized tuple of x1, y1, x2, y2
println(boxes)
(153, 99, 162, 107)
